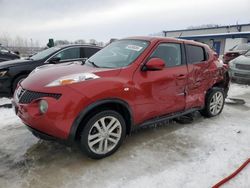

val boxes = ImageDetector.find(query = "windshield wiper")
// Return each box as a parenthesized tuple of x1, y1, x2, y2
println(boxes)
(87, 60, 99, 68)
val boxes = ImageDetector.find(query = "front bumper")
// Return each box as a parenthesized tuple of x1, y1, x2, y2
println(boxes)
(13, 85, 91, 140)
(26, 123, 59, 141)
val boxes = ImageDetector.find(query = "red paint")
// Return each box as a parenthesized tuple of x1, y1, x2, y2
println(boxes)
(13, 37, 229, 140)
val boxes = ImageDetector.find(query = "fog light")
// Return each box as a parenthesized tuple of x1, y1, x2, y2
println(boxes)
(39, 100, 48, 114)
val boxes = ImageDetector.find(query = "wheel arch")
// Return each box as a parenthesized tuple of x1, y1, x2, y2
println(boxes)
(211, 71, 230, 97)
(69, 98, 134, 143)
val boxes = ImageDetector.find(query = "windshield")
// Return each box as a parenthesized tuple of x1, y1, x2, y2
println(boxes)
(86, 40, 149, 68)
(245, 50, 250, 56)
(30, 47, 60, 60)
(231, 44, 250, 51)
(0, 46, 9, 53)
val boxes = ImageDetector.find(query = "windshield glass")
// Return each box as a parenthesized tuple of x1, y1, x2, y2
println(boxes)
(231, 44, 250, 51)
(245, 50, 250, 56)
(86, 40, 149, 68)
(30, 47, 60, 60)
(0, 46, 9, 53)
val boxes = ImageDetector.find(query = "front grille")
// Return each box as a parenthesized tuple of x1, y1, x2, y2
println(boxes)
(236, 64, 250, 70)
(18, 89, 61, 104)
(234, 73, 250, 78)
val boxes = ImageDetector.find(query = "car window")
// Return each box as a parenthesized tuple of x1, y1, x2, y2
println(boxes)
(55, 47, 81, 60)
(0, 46, 9, 53)
(245, 50, 250, 56)
(82, 47, 100, 58)
(150, 43, 182, 67)
(186, 45, 206, 64)
(31, 47, 60, 60)
(87, 40, 149, 68)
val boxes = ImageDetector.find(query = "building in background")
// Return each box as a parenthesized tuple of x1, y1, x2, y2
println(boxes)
(162, 23, 250, 55)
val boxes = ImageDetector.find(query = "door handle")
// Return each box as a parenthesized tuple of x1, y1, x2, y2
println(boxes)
(176, 74, 186, 80)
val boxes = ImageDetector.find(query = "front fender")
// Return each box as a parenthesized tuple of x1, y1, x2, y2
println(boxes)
(68, 98, 134, 142)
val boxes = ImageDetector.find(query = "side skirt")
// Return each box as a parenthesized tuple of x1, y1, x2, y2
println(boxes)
(132, 107, 201, 131)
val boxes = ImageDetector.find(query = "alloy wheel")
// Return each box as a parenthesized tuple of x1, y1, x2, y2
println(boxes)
(87, 116, 122, 155)
(209, 91, 224, 115)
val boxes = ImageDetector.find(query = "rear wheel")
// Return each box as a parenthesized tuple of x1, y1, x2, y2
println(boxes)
(80, 110, 126, 159)
(200, 87, 225, 118)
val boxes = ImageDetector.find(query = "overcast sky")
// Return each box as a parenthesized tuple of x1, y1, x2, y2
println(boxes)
(0, 0, 249, 45)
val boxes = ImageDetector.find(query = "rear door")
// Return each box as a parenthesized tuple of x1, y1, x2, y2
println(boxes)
(185, 44, 210, 109)
(134, 42, 188, 120)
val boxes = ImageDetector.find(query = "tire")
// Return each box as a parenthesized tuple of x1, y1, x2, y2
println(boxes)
(12, 75, 27, 94)
(200, 87, 225, 118)
(79, 110, 126, 159)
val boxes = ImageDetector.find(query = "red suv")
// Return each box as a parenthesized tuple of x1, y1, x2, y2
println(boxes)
(13, 37, 229, 159)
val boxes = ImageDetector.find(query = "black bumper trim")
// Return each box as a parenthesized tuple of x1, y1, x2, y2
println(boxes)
(25, 125, 70, 145)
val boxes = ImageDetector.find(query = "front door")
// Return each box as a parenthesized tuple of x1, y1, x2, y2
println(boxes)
(134, 42, 188, 121)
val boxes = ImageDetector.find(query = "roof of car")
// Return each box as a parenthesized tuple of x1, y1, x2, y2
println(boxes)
(123, 36, 208, 47)
(56, 44, 102, 49)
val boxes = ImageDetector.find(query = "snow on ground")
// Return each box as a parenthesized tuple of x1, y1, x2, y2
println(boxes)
(227, 83, 250, 98)
(0, 97, 11, 106)
(0, 83, 249, 188)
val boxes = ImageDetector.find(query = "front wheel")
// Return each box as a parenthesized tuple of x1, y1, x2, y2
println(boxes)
(12, 75, 27, 94)
(80, 110, 126, 159)
(200, 87, 225, 118)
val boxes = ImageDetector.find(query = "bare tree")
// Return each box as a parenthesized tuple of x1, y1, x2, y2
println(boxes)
(89, 39, 97, 45)
(187, 24, 221, 29)
(0, 33, 12, 46)
(74, 39, 86, 44)
(54, 40, 70, 46)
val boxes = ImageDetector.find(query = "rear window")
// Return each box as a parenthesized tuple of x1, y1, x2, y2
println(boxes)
(186, 45, 206, 64)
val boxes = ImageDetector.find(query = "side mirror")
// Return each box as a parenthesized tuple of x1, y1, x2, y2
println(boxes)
(143, 58, 165, 71)
(49, 57, 61, 64)
(81, 58, 87, 64)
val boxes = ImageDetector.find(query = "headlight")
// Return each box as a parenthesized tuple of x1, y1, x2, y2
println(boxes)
(228, 61, 235, 68)
(46, 73, 100, 87)
(0, 70, 8, 77)
(39, 100, 48, 114)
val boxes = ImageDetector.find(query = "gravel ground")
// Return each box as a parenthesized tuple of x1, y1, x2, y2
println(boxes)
(0, 83, 249, 188)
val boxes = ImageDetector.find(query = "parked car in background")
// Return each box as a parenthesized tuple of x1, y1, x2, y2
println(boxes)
(0, 44, 101, 97)
(0, 45, 20, 62)
(229, 50, 250, 82)
(223, 43, 250, 64)
(13, 36, 229, 159)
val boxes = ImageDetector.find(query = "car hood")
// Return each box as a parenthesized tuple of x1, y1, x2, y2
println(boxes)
(232, 55, 250, 64)
(225, 50, 247, 54)
(21, 62, 121, 91)
(0, 59, 33, 68)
